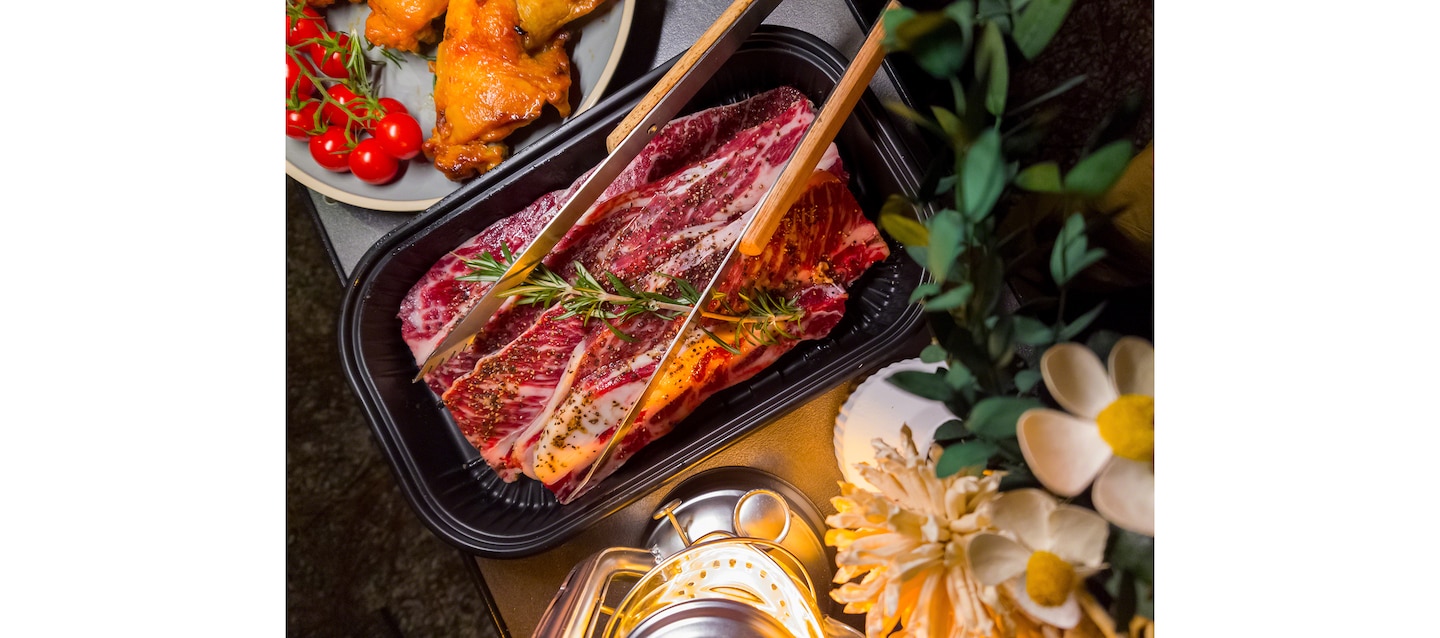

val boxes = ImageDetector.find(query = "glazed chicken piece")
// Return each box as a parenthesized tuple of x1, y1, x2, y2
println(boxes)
(515, 0, 607, 49)
(424, 0, 573, 181)
(365, 0, 449, 52)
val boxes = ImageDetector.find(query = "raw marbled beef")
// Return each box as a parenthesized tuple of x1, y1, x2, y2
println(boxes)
(397, 87, 890, 502)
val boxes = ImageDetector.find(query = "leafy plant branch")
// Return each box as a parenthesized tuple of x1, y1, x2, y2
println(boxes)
(877, 0, 1152, 626)
(877, 0, 1135, 467)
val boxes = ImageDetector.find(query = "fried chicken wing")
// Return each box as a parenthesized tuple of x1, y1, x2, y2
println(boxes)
(365, 0, 449, 52)
(515, 0, 606, 49)
(424, 0, 573, 181)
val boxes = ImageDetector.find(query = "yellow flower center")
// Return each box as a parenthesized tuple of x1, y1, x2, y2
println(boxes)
(1025, 550, 1075, 607)
(1096, 394, 1154, 462)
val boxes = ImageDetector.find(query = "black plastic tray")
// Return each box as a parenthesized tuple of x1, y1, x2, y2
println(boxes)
(338, 27, 932, 558)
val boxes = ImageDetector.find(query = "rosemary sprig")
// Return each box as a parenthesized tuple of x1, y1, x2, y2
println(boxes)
(454, 246, 805, 354)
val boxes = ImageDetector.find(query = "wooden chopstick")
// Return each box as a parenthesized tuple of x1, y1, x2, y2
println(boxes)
(606, 0, 767, 153)
(737, 0, 898, 256)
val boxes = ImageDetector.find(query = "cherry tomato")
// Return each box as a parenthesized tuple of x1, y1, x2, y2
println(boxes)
(349, 97, 400, 133)
(309, 127, 352, 172)
(286, 54, 315, 99)
(322, 85, 360, 127)
(350, 97, 382, 131)
(286, 101, 322, 140)
(310, 32, 353, 79)
(286, 7, 326, 48)
(349, 138, 401, 184)
(374, 112, 424, 160)
(377, 97, 408, 117)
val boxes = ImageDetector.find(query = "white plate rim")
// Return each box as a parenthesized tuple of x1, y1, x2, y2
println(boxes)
(833, 357, 953, 492)
(285, 0, 636, 213)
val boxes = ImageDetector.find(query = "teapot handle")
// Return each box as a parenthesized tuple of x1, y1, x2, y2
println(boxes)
(532, 547, 656, 638)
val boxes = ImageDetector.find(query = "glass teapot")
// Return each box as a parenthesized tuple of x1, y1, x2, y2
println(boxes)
(533, 471, 861, 638)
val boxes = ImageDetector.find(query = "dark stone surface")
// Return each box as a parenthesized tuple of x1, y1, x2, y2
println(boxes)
(287, 177, 502, 638)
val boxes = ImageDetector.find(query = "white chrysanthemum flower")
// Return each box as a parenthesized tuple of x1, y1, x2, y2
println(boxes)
(826, 426, 1005, 638)
(967, 489, 1108, 630)
(1016, 337, 1155, 536)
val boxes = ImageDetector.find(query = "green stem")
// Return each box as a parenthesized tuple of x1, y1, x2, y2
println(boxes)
(286, 44, 384, 138)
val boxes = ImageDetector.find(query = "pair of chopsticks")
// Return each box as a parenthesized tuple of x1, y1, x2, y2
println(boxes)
(564, 1, 899, 498)
(608, 0, 899, 256)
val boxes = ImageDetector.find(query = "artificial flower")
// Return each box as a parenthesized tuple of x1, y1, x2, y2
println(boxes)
(967, 489, 1109, 630)
(826, 426, 1005, 638)
(1016, 337, 1154, 536)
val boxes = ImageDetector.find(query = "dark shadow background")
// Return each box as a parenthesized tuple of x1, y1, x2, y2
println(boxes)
(287, 180, 503, 638)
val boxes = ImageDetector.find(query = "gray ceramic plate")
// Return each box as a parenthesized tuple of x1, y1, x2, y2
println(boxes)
(285, 0, 635, 212)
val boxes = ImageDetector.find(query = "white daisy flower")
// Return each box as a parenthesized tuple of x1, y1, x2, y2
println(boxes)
(966, 488, 1109, 630)
(1016, 337, 1154, 536)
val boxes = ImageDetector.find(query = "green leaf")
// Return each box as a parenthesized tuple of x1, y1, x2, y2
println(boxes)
(882, 214, 933, 249)
(977, 0, 1008, 19)
(986, 314, 1016, 366)
(933, 418, 968, 442)
(932, 105, 964, 140)
(887, 370, 955, 402)
(601, 318, 637, 342)
(908, 282, 941, 304)
(934, 174, 958, 197)
(935, 323, 992, 383)
(961, 128, 1005, 219)
(905, 245, 930, 269)
(935, 440, 998, 477)
(944, 362, 975, 389)
(975, 21, 1009, 117)
(919, 343, 949, 363)
(965, 396, 1040, 438)
(881, 7, 919, 50)
(944, 0, 976, 29)
(1058, 301, 1107, 341)
(1064, 139, 1134, 195)
(900, 13, 970, 78)
(925, 283, 974, 311)
(1011, 315, 1054, 346)
(1014, 162, 1063, 192)
(605, 272, 637, 298)
(1049, 213, 1086, 286)
(1107, 527, 1155, 581)
(879, 204, 930, 248)
(1007, 74, 1086, 115)
(926, 209, 966, 276)
(1057, 208, 1085, 242)
(880, 191, 914, 218)
(885, 101, 946, 138)
(977, 0, 1013, 32)
(949, 76, 967, 118)
(1014, 368, 1042, 393)
(1066, 247, 1107, 282)
(1011, 0, 1074, 60)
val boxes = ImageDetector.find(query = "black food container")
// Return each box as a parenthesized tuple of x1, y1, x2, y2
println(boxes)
(339, 26, 933, 557)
